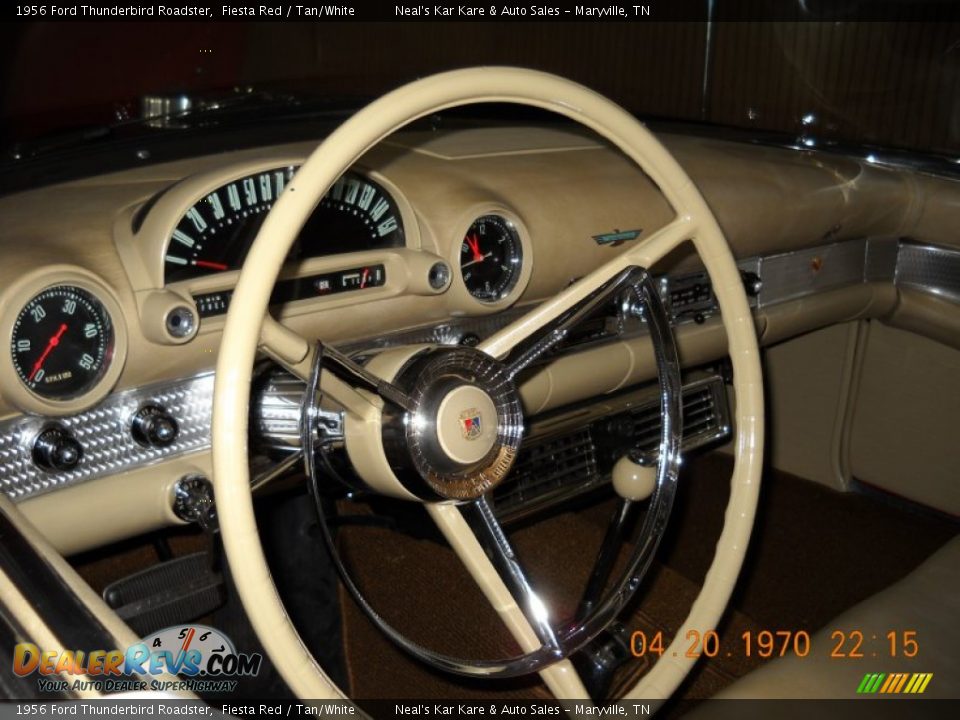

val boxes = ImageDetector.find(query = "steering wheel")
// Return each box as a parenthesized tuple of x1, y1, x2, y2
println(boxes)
(212, 67, 764, 702)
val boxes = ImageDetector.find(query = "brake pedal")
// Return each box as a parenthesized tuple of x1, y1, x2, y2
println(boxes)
(103, 552, 226, 636)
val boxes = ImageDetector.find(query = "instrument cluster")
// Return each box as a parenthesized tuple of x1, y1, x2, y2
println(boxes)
(164, 166, 405, 285)
(0, 161, 535, 417)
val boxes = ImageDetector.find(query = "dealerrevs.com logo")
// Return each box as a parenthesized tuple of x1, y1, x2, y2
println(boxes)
(12, 625, 262, 694)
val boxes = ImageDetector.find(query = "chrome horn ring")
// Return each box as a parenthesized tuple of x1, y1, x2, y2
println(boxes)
(301, 266, 683, 679)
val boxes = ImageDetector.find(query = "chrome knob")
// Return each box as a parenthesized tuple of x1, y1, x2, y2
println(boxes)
(741, 270, 763, 297)
(131, 405, 179, 448)
(32, 425, 83, 473)
(172, 474, 217, 531)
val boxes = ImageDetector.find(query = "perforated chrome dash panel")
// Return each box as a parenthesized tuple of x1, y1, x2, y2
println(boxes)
(0, 374, 214, 500)
(896, 243, 960, 301)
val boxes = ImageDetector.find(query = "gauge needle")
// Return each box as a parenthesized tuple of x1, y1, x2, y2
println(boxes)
(461, 252, 493, 269)
(360, 267, 370, 289)
(29, 323, 68, 381)
(466, 234, 484, 263)
(194, 260, 229, 271)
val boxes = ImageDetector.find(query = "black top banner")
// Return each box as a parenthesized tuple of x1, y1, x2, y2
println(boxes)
(8, 0, 960, 22)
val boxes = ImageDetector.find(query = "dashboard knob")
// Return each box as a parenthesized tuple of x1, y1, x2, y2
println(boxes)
(32, 426, 83, 473)
(131, 405, 180, 448)
(173, 474, 217, 532)
(741, 270, 763, 297)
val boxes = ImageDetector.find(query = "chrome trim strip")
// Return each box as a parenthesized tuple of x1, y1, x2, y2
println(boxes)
(751, 238, 869, 308)
(896, 243, 960, 302)
(864, 237, 900, 283)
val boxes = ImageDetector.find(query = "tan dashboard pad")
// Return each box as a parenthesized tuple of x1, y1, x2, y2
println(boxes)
(212, 68, 764, 702)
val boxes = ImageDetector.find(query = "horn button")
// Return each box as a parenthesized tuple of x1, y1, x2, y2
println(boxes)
(436, 385, 499, 465)
(384, 347, 524, 501)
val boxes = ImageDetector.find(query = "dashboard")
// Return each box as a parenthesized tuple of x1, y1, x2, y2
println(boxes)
(0, 124, 958, 554)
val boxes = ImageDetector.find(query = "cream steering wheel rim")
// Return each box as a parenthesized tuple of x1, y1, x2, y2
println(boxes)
(212, 67, 764, 702)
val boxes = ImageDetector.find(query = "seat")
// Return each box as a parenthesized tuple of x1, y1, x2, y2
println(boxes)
(703, 534, 960, 701)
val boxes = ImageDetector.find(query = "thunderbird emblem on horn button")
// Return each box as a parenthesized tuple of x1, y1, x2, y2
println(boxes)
(458, 408, 483, 440)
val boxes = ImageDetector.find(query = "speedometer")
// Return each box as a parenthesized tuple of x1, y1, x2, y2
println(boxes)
(163, 167, 404, 283)
(164, 166, 296, 282)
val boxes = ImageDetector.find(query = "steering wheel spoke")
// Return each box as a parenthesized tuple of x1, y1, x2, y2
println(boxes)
(498, 266, 649, 380)
(459, 497, 560, 650)
(479, 216, 695, 364)
(426, 501, 590, 698)
(259, 315, 411, 420)
(259, 315, 312, 377)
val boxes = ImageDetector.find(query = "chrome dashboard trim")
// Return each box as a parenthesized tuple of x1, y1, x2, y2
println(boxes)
(750, 239, 869, 308)
(896, 243, 960, 302)
(0, 373, 214, 500)
(1, 238, 957, 503)
(864, 237, 900, 283)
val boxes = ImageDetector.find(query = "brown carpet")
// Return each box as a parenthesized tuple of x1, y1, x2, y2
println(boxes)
(336, 501, 767, 700)
(337, 453, 957, 701)
(71, 527, 209, 594)
(66, 452, 957, 702)
(656, 454, 958, 631)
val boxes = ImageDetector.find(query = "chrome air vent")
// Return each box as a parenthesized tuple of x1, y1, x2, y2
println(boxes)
(493, 375, 731, 522)
(628, 377, 731, 458)
(493, 429, 600, 520)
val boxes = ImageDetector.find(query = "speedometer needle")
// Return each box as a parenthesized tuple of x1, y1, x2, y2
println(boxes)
(194, 260, 229, 271)
(29, 323, 68, 381)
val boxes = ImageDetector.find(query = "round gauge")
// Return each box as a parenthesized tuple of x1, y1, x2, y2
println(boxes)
(10, 286, 115, 400)
(459, 215, 524, 302)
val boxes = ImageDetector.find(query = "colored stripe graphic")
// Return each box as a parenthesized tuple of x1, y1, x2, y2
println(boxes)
(893, 673, 909, 693)
(857, 672, 933, 694)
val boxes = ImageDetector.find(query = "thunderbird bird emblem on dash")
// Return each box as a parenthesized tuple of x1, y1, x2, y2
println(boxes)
(592, 228, 643, 247)
(458, 409, 483, 441)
